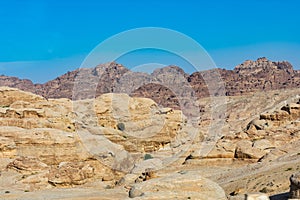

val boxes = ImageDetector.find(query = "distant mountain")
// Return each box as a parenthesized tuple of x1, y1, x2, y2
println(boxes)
(1, 57, 299, 109)
(0, 75, 37, 94)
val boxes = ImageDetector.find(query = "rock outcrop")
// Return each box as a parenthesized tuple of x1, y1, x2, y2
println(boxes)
(94, 93, 185, 153)
(290, 172, 300, 199)
(7, 156, 49, 174)
(0, 87, 197, 192)
(0, 87, 122, 190)
(128, 171, 227, 200)
(181, 88, 300, 166)
(48, 162, 95, 186)
(1, 58, 299, 110)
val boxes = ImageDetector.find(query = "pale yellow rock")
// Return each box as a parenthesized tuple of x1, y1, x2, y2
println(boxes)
(0, 87, 44, 107)
(7, 156, 49, 174)
(245, 193, 270, 200)
(48, 162, 94, 186)
(130, 170, 227, 200)
(93, 93, 184, 153)
(235, 140, 265, 159)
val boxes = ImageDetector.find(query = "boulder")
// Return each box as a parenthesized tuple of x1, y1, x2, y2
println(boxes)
(253, 139, 275, 151)
(205, 140, 236, 159)
(117, 173, 140, 186)
(129, 186, 144, 198)
(247, 119, 269, 130)
(235, 140, 265, 159)
(128, 170, 227, 199)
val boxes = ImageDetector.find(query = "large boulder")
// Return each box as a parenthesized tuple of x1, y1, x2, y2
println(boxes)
(128, 170, 227, 199)
(235, 140, 265, 159)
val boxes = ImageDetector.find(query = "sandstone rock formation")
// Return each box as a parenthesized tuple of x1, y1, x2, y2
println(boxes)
(1, 78, 300, 199)
(0, 87, 122, 191)
(0, 87, 200, 195)
(7, 156, 49, 174)
(94, 93, 185, 153)
(48, 162, 95, 186)
(194, 90, 300, 163)
(128, 171, 227, 200)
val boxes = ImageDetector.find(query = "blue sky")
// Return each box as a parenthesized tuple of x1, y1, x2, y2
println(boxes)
(0, 0, 300, 83)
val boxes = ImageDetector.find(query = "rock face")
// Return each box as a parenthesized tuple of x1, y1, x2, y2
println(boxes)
(0, 76, 36, 94)
(7, 156, 49, 174)
(181, 88, 300, 166)
(0, 136, 16, 158)
(94, 93, 184, 153)
(200, 92, 300, 162)
(290, 172, 300, 199)
(220, 57, 300, 96)
(0, 87, 197, 192)
(1, 58, 300, 110)
(0, 87, 122, 190)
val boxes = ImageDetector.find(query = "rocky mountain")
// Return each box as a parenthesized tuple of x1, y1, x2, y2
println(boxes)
(0, 75, 37, 94)
(1, 57, 300, 110)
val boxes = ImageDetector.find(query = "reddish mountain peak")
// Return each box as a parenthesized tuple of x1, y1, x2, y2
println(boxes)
(234, 57, 295, 75)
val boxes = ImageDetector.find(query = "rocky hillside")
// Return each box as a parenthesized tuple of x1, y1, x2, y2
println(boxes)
(0, 87, 213, 199)
(1, 87, 300, 199)
(1, 58, 299, 110)
(0, 75, 37, 94)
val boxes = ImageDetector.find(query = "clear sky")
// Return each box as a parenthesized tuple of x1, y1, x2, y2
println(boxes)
(0, 0, 300, 83)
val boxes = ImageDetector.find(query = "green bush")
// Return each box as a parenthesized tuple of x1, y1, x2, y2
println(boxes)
(144, 154, 153, 160)
(117, 123, 125, 131)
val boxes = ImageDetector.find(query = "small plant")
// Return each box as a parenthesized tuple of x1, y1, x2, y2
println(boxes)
(117, 122, 125, 131)
(5, 191, 10, 194)
(259, 187, 268, 193)
(286, 167, 293, 171)
(105, 185, 113, 189)
(24, 190, 30, 192)
(144, 154, 153, 160)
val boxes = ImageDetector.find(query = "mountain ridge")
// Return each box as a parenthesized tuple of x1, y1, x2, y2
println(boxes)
(1, 58, 299, 109)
